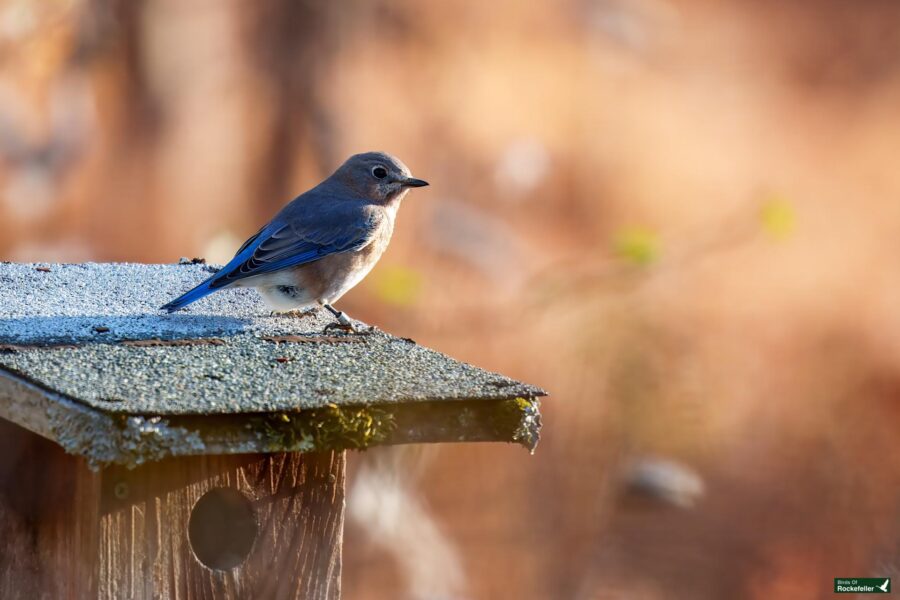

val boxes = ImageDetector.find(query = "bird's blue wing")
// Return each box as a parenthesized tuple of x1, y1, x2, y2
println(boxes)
(209, 206, 379, 288)
(161, 194, 379, 312)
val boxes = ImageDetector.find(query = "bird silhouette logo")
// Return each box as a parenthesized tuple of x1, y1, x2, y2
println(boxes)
(878, 578, 890, 593)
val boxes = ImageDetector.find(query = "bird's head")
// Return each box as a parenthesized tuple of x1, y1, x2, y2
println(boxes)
(331, 151, 428, 204)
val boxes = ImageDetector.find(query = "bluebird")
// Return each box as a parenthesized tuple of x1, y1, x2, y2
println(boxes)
(161, 151, 428, 331)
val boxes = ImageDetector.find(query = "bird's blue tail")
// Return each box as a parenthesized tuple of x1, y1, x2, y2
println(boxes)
(160, 277, 217, 313)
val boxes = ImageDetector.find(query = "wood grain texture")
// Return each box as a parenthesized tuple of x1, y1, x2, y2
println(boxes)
(0, 417, 101, 599)
(99, 450, 346, 600)
(0, 416, 345, 599)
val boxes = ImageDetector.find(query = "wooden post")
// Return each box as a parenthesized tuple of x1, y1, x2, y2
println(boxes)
(0, 418, 101, 599)
(0, 418, 346, 600)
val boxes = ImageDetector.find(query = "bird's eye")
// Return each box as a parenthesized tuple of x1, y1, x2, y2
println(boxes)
(372, 166, 388, 180)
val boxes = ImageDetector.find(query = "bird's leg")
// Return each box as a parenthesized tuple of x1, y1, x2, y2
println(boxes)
(321, 303, 377, 334)
(322, 303, 358, 333)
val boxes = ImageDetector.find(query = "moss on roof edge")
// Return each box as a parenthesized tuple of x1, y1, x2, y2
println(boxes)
(0, 370, 542, 469)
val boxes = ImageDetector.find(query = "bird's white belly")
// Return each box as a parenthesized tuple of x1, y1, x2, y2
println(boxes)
(255, 282, 318, 311)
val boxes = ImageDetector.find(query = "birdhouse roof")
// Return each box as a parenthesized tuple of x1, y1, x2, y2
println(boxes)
(0, 262, 544, 467)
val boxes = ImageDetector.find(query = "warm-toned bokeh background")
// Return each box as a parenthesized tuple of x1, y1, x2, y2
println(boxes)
(3, 0, 900, 598)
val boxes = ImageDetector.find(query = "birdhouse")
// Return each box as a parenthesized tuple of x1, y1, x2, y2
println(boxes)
(0, 262, 544, 599)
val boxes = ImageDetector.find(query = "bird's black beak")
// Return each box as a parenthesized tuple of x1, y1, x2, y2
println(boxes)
(401, 177, 429, 188)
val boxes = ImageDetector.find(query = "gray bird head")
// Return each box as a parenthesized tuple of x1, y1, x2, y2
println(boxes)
(330, 151, 428, 204)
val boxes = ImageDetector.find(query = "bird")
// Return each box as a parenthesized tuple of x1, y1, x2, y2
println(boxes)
(161, 151, 428, 332)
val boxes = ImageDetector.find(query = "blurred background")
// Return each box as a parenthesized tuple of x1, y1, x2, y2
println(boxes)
(3, 0, 900, 598)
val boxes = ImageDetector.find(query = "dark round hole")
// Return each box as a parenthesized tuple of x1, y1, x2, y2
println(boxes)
(188, 488, 257, 570)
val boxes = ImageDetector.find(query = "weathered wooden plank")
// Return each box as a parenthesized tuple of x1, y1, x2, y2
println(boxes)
(0, 416, 345, 600)
(0, 417, 101, 599)
(99, 450, 345, 600)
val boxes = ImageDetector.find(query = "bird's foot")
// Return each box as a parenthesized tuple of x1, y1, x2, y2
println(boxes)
(323, 321, 358, 334)
(320, 303, 377, 335)
(322, 319, 379, 336)
(322, 322, 379, 335)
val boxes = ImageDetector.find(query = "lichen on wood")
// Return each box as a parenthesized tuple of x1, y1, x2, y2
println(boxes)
(252, 404, 397, 453)
(508, 397, 542, 453)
